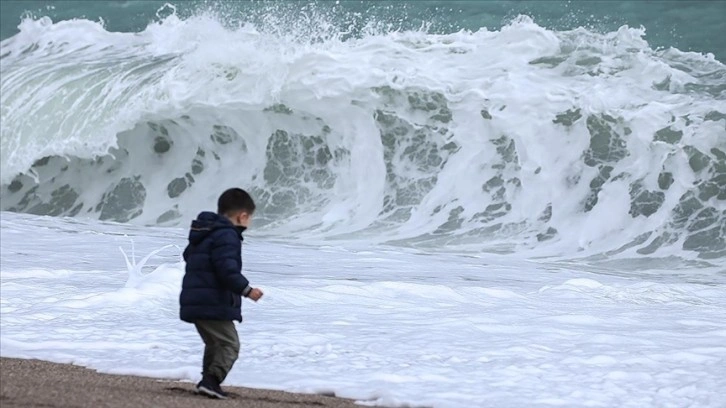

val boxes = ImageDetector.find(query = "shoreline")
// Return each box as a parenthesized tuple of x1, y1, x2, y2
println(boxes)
(0, 357, 365, 408)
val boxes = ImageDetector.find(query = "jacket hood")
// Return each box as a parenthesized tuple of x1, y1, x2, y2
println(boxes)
(188, 211, 245, 245)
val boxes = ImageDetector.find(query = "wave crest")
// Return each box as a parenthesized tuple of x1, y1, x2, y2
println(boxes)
(1, 13, 725, 257)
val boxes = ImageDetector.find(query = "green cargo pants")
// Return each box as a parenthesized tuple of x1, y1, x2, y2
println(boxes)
(194, 320, 240, 383)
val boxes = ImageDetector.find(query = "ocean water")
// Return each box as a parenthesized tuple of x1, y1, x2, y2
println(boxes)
(1, 1, 726, 407)
(2, 212, 725, 408)
(1, 0, 725, 257)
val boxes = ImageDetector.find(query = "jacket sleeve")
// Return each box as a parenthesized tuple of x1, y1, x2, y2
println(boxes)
(210, 229, 251, 296)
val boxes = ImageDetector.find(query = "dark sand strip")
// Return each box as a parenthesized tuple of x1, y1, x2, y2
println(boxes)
(0, 357, 363, 408)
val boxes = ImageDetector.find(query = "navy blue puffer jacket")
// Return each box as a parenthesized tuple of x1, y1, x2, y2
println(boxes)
(180, 212, 251, 322)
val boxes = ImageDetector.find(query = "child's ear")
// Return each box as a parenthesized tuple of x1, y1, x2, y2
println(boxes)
(239, 212, 251, 225)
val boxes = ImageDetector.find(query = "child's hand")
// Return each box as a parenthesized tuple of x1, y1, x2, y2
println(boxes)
(248, 288, 264, 302)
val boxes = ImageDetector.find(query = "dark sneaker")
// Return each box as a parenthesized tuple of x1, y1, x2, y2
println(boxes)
(197, 375, 228, 400)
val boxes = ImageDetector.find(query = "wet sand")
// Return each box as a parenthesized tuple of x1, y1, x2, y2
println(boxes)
(0, 357, 363, 408)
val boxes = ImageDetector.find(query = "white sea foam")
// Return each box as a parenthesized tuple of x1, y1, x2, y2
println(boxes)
(1, 213, 725, 407)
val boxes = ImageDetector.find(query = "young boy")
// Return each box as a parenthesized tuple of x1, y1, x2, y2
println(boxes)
(180, 188, 263, 399)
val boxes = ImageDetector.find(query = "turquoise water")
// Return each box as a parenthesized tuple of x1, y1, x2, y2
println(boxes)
(2, 1, 725, 61)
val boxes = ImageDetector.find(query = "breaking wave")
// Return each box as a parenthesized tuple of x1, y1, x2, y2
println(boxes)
(1, 11, 725, 258)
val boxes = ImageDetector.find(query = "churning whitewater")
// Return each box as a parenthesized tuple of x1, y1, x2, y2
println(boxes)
(1, 12, 725, 258)
(2, 4, 726, 408)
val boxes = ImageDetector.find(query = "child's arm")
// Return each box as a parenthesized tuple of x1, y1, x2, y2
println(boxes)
(210, 229, 251, 296)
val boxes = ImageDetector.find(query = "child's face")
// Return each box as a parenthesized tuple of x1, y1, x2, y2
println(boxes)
(232, 211, 253, 228)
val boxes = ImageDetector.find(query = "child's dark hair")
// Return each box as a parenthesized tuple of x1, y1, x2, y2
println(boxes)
(217, 188, 256, 216)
